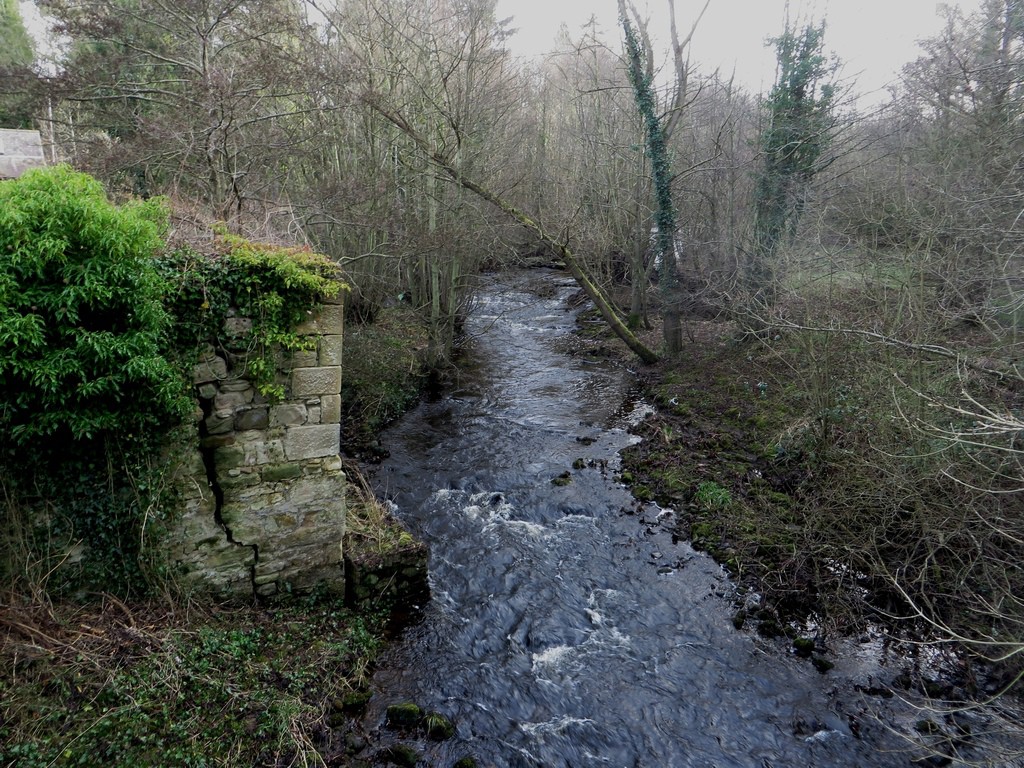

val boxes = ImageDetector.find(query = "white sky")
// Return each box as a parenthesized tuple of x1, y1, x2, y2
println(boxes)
(19, 0, 988, 105)
(495, 0, 986, 103)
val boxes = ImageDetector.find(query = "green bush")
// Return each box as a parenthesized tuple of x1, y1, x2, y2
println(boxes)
(0, 165, 185, 443)
(0, 166, 190, 594)
(1, 167, 347, 597)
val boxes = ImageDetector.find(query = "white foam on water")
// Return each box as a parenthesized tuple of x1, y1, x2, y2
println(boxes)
(805, 729, 840, 744)
(494, 519, 549, 538)
(430, 488, 458, 504)
(555, 513, 598, 529)
(531, 644, 576, 673)
(624, 401, 656, 427)
(601, 626, 633, 649)
(519, 715, 596, 738)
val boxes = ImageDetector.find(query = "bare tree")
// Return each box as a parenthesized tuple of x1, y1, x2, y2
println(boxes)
(40, 0, 321, 226)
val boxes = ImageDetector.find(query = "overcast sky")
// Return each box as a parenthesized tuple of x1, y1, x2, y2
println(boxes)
(495, 0, 986, 103)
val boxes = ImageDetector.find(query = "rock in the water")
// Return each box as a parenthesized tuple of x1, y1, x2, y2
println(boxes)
(378, 743, 419, 767)
(793, 637, 815, 658)
(423, 710, 455, 740)
(385, 702, 422, 729)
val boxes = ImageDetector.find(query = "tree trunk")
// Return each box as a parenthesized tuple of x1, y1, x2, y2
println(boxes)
(364, 94, 661, 366)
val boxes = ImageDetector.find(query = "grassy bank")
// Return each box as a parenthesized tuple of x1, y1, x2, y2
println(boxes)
(341, 304, 431, 460)
(1, 595, 387, 767)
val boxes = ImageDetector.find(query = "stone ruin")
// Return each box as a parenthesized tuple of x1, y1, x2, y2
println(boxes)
(168, 296, 349, 598)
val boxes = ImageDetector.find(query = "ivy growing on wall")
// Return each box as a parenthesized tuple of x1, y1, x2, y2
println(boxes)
(157, 229, 344, 399)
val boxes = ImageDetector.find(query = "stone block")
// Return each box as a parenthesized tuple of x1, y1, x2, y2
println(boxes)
(223, 316, 253, 338)
(321, 394, 341, 424)
(270, 404, 307, 427)
(262, 462, 303, 482)
(317, 303, 345, 335)
(322, 288, 345, 305)
(322, 456, 345, 473)
(285, 424, 340, 461)
(241, 438, 286, 466)
(220, 468, 261, 489)
(291, 367, 341, 397)
(234, 407, 269, 431)
(205, 409, 234, 435)
(319, 334, 344, 367)
(294, 312, 319, 335)
(254, 569, 282, 586)
(307, 406, 321, 424)
(214, 443, 246, 468)
(289, 348, 319, 368)
(288, 474, 345, 506)
(196, 383, 218, 401)
(220, 379, 254, 393)
(215, 389, 252, 411)
(193, 355, 228, 384)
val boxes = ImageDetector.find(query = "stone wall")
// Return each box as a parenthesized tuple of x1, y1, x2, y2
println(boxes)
(0, 129, 46, 179)
(168, 296, 348, 598)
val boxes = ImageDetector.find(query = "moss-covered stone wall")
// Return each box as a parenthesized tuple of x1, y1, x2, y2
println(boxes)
(168, 295, 348, 598)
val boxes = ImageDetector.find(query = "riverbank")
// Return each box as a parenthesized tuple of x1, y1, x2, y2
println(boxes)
(0, 593, 390, 767)
(569, 297, 1023, 706)
(564, 295, 1024, 763)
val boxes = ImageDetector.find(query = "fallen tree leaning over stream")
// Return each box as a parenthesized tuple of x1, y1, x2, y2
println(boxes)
(362, 93, 661, 366)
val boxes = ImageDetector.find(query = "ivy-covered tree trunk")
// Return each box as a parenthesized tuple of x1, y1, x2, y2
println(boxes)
(749, 22, 837, 306)
(619, 0, 683, 354)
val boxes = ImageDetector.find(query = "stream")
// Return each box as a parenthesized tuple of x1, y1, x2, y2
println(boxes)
(362, 271, 959, 767)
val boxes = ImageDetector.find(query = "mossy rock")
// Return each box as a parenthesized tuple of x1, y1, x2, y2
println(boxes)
(385, 702, 422, 729)
(453, 759, 478, 768)
(379, 743, 420, 767)
(551, 472, 572, 487)
(811, 655, 834, 674)
(632, 485, 654, 502)
(333, 689, 372, 713)
(792, 637, 815, 658)
(423, 710, 456, 740)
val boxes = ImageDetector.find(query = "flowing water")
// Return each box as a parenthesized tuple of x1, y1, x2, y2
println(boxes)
(362, 271, 953, 767)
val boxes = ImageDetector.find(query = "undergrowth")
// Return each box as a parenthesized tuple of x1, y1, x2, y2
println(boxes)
(0, 595, 387, 767)
(618, 283, 1024, 694)
(341, 305, 429, 457)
